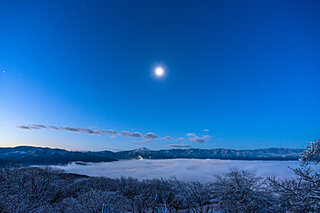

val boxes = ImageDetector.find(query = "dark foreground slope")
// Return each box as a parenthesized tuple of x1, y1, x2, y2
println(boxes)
(0, 146, 304, 166)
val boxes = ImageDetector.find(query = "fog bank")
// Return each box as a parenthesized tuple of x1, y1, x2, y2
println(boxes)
(48, 159, 311, 182)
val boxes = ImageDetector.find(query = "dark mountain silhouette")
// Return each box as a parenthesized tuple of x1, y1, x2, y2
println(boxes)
(0, 146, 304, 166)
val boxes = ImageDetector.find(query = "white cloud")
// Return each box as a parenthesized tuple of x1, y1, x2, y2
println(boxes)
(176, 137, 186, 141)
(186, 133, 196, 137)
(144, 132, 158, 139)
(162, 136, 172, 140)
(164, 144, 191, 148)
(120, 131, 143, 138)
(188, 135, 211, 143)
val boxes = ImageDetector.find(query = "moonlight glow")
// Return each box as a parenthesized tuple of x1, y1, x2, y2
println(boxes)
(155, 67, 164, 77)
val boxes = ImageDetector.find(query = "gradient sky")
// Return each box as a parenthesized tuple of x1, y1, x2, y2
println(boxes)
(0, 0, 319, 151)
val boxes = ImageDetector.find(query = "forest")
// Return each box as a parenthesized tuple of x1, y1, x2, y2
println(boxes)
(1, 140, 319, 213)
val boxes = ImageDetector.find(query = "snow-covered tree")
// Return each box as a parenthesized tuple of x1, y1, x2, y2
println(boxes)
(268, 139, 320, 212)
(300, 139, 320, 165)
(211, 169, 277, 213)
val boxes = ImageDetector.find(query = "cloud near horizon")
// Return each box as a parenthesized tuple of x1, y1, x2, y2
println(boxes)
(124, 140, 152, 145)
(164, 144, 192, 148)
(56, 126, 101, 135)
(17, 125, 46, 130)
(119, 131, 143, 138)
(186, 133, 196, 137)
(176, 137, 186, 141)
(16, 124, 211, 145)
(162, 136, 172, 140)
(17, 124, 159, 140)
(186, 133, 211, 143)
(16, 125, 32, 130)
(144, 132, 158, 139)
(100, 129, 117, 135)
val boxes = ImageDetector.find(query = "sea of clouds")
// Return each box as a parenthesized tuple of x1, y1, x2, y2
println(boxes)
(50, 159, 316, 183)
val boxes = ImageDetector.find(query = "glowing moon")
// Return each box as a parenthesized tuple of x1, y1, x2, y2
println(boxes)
(155, 67, 164, 77)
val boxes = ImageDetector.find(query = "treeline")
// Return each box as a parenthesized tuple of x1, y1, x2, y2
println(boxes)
(0, 140, 319, 213)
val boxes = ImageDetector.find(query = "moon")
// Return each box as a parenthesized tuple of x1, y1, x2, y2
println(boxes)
(155, 67, 164, 77)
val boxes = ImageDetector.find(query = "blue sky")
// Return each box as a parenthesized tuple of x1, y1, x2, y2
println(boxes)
(0, 0, 319, 150)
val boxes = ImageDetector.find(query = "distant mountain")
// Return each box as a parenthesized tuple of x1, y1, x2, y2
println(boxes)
(0, 146, 304, 166)
(113, 147, 304, 161)
(0, 146, 117, 166)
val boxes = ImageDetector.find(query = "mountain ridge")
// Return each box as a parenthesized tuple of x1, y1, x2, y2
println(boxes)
(0, 146, 304, 166)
